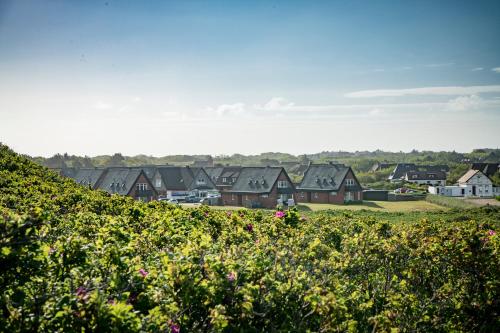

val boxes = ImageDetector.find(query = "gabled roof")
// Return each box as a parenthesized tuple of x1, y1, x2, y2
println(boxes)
(156, 166, 195, 191)
(205, 166, 242, 186)
(389, 163, 417, 180)
(405, 171, 446, 180)
(297, 163, 352, 191)
(228, 167, 286, 193)
(471, 163, 499, 177)
(155, 166, 217, 191)
(72, 168, 107, 188)
(140, 165, 159, 181)
(457, 169, 491, 184)
(389, 163, 450, 180)
(191, 167, 217, 190)
(204, 167, 224, 180)
(96, 167, 145, 195)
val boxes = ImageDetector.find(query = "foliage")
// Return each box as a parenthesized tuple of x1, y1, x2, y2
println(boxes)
(1, 144, 499, 332)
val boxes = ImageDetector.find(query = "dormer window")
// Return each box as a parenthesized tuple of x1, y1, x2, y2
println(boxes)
(345, 179, 355, 186)
(222, 177, 227, 183)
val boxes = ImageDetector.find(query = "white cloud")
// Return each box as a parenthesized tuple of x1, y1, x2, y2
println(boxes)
(446, 95, 483, 111)
(472, 67, 484, 71)
(260, 97, 295, 110)
(132, 97, 142, 102)
(207, 103, 246, 117)
(492, 67, 500, 73)
(346, 85, 500, 98)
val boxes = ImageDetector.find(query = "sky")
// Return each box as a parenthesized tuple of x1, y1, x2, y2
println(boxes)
(0, 0, 499, 157)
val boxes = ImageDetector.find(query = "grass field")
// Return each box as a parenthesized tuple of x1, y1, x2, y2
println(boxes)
(182, 200, 446, 212)
(297, 200, 446, 212)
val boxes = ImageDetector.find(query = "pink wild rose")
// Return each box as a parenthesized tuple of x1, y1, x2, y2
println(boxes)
(139, 268, 148, 278)
(275, 211, 285, 218)
(227, 271, 236, 282)
(169, 324, 180, 333)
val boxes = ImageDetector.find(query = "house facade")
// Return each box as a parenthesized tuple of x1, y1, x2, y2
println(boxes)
(221, 167, 296, 208)
(296, 163, 363, 204)
(404, 171, 446, 186)
(151, 166, 218, 200)
(388, 163, 449, 182)
(428, 169, 495, 198)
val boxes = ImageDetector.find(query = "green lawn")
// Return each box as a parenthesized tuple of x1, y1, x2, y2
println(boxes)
(297, 200, 446, 212)
(181, 200, 446, 212)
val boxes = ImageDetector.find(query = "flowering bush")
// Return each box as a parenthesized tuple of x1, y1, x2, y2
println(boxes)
(0, 144, 499, 332)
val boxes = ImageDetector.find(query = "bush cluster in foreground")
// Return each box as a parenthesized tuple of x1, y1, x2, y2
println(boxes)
(0, 144, 499, 332)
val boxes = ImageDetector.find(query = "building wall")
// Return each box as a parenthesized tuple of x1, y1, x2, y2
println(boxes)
(406, 179, 445, 186)
(128, 173, 157, 202)
(428, 185, 466, 197)
(221, 170, 296, 209)
(459, 173, 493, 197)
(296, 169, 363, 204)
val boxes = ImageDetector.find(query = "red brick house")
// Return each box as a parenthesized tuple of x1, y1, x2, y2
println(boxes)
(296, 163, 363, 204)
(221, 167, 296, 208)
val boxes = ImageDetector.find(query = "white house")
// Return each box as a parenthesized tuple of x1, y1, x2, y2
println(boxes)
(429, 170, 495, 198)
(404, 171, 446, 186)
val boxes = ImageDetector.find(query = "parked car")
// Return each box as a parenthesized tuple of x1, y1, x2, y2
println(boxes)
(167, 199, 179, 204)
(199, 197, 219, 206)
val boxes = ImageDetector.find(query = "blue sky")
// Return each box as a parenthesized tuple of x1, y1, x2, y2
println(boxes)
(1, 0, 499, 156)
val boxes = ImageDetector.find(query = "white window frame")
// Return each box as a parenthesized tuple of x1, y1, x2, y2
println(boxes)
(137, 183, 148, 191)
(277, 180, 288, 188)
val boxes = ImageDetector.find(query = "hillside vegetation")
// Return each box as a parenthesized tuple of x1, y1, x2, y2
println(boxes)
(1, 144, 499, 332)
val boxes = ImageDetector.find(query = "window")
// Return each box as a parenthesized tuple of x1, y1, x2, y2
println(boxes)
(155, 178, 161, 188)
(314, 193, 318, 199)
(232, 177, 237, 183)
(222, 177, 227, 183)
(277, 180, 288, 188)
(136, 183, 147, 191)
(412, 175, 418, 179)
(300, 192, 305, 198)
(196, 178, 206, 185)
(261, 194, 269, 198)
(231, 194, 235, 201)
(345, 179, 355, 186)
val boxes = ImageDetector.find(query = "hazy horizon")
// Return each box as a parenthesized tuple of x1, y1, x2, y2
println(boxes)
(1, 0, 499, 156)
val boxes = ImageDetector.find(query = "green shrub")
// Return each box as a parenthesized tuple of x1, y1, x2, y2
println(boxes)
(1, 144, 499, 332)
